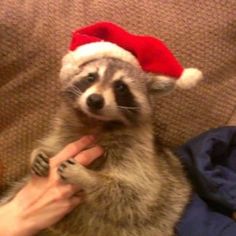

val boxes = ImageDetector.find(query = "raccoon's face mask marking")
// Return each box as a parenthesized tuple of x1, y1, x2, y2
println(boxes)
(74, 72, 99, 93)
(61, 58, 174, 124)
(112, 80, 140, 122)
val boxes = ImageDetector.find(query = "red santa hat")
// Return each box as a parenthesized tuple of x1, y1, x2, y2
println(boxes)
(61, 22, 203, 89)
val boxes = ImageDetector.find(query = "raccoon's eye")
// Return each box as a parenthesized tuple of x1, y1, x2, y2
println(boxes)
(114, 81, 128, 93)
(86, 73, 98, 83)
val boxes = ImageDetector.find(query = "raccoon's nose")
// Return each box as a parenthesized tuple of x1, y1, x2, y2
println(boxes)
(87, 94, 104, 110)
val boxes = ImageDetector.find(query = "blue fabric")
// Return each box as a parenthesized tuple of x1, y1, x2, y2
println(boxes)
(176, 126, 236, 236)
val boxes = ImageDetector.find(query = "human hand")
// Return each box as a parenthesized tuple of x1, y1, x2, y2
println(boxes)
(0, 136, 103, 236)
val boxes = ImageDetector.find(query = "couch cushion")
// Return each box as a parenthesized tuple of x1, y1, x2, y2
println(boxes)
(0, 0, 236, 192)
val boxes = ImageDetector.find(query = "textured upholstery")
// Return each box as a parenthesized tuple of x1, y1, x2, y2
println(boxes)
(0, 0, 236, 192)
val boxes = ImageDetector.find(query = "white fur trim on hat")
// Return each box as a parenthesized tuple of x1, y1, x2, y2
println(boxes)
(176, 68, 203, 89)
(60, 41, 140, 81)
(64, 41, 139, 67)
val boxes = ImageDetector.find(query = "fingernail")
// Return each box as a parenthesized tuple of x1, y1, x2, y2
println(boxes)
(95, 146, 104, 155)
(87, 135, 96, 142)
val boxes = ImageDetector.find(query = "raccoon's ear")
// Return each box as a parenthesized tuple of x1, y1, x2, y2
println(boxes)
(147, 75, 176, 95)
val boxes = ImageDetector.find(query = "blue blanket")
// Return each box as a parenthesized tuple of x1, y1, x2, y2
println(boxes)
(176, 126, 236, 236)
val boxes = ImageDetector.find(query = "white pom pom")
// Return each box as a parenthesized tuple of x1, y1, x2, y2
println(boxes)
(176, 68, 203, 89)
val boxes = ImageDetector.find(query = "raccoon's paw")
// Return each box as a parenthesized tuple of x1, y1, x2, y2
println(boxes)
(57, 159, 91, 186)
(31, 152, 50, 177)
(57, 158, 77, 181)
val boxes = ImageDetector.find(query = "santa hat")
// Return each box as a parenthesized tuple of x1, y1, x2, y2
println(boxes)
(61, 22, 203, 89)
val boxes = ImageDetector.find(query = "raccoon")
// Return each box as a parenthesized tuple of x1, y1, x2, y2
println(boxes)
(28, 57, 192, 236)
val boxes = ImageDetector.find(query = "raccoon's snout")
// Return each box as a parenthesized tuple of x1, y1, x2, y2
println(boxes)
(87, 93, 104, 110)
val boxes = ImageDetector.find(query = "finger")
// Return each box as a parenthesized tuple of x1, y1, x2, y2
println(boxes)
(50, 135, 96, 167)
(69, 196, 81, 208)
(57, 184, 82, 198)
(36, 183, 81, 208)
(63, 196, 81, 214)
(75, 145, 104, 166)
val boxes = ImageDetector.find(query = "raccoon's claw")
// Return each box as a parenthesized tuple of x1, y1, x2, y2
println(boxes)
(57, 158, 76, 180)
(31, 152, 49, 177)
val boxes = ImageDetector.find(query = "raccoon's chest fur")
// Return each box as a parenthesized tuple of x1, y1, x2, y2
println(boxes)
(41, 105, 192, 236)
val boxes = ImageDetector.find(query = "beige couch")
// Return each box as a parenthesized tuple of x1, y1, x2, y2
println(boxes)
(0, 0, 236, 194)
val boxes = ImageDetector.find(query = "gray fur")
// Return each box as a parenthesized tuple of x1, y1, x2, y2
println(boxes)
(1, 58, 191, 236)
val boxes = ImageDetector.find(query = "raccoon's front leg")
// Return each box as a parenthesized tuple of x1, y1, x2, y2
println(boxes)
(57, 158, 100, 187)
(30, 135, 65, 177)
(30, 149, 50, 177)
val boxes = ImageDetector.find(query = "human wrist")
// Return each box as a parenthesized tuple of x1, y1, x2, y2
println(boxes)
(16, 208, 43, 236)
(14, 216, 39, 236)
(2, 200, 40, 236)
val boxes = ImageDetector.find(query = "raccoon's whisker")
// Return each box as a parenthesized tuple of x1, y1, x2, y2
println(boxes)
(70, 86, 82, 95)
(71, 85, 82, 93)
(70, 91, 81, 96)
(117, 105, 139, 111)
(71, 90, 81, 96)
